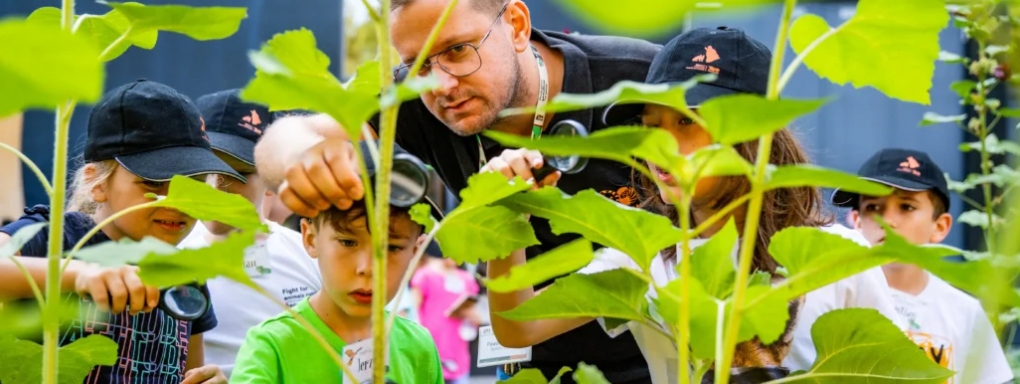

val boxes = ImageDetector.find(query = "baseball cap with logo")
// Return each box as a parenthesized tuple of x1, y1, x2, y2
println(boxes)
(196, 88, 273, 166)
(831, 148, 951, 210)
(602, 26, 771, 126)
(84, 79, 244, 182)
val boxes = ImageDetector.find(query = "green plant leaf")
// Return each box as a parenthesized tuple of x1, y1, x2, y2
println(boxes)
(27, 6, 158, 62)
(786, 308, 953, 383)
(436, 206, 539, 264)
(500, 78, 713, 118)
(381, 74, 441, 109)
(748, 270, 773, 287)
(573, 362, 611, 384)
(959, 209, 995, 228)
(154, 175, 265, 232)
(789, 0, 949, 104)
(938, 50, 965, 64)
(946, 173, 973, 194)
(104, 2, 247, 41)
(0, 18, 103, 117)
(765, 227, 888, 301)
(0, 334, 117, 383)
(690, 218, 738, 299)
(986, 45, 1010, 56)
(656, 277, 723, 359)
(501, 368, 549, 383)
(960, 134, 1020, 156)
(549, 0, 769, 39)
(949, 80, 976, 99)
(499, 188, 683, 271)
(498, 269, 647, 322)
(137, 231, 256, 288)
(687, 145, 754, 181)
(409, 203, 436, 234)
(550, 367, 573, 384)
(698, 95, 828, 144)
(486, 239, 594, 293)
(459, 173, 532, 209)
(997, 107, 1020, 118)
(0, 223, 47, 258)
(764, 164, 893, 196)
(920, 111, 967, 126)
(74, 236, 179, 266)
(0, 299, 96, 340)
(741, 284, 791, 345)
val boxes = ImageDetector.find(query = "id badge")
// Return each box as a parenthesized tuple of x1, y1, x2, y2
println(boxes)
(476, 325, 531, 368)
(341, 338, 390, 384)
(243, 235, 271, 277)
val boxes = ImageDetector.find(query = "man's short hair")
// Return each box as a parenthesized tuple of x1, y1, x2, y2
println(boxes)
(391, 0, 505, 14)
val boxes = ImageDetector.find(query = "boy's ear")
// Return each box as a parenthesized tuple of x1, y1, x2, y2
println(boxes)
(86, 164, 108, 203)
(930, 212, 953, 244)
(301, 219, 319, 259)
(413, 234, 427, 254)
(848, 210, 861, 229)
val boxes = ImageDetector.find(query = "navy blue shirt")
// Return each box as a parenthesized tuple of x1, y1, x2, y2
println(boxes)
(1, 205, 217, 384)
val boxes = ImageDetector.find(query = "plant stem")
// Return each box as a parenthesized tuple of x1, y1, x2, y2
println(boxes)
(372, 0, 396, 380)
(43, 96, 75, 384)
(60, 202, 158, 275)
(776, 28, 838, 94)
(0, 141, 53, 197)
(716, 2, 795, 382)
(676, 192, 694, 384)
(407, 0, 459, 77)
(358, 0, 381, 22)
(385, 223, 440, 334)
(691, 194, 750, 238)
(98, 28, 130, 63)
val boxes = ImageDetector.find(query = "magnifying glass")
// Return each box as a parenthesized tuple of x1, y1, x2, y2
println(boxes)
(82, 283, 210, 322)
(532, 120, 591, 181)
(387, 153, 430, 208)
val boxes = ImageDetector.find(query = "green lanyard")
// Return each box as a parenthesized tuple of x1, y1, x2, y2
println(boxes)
(477, 45, 548, 169)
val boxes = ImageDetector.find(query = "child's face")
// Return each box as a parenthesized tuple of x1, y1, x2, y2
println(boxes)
(851, 189, 952, 246)
(641, 104, 720, 205)
(93, 166, 197, 244)
(301, 210, 422, 319)
(205, 153, 266, 236)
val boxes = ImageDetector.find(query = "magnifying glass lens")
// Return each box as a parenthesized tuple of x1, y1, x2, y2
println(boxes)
(161, 285, 208, 321)
(544, 121, 589, 174)
(390, 158, 428, 207)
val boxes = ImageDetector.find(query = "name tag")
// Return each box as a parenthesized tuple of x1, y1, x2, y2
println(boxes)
(243, 236, 271, 277)
(341, 338, 390, 384)
(476, 325, 531, 368)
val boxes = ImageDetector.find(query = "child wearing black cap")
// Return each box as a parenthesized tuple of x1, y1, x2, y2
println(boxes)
(838, 148, 1012, 384)
(176, 89, 323, 378)
(0, 80, 241, 383)
(487, 27, 905, 382)
(231, 141, 444, 383)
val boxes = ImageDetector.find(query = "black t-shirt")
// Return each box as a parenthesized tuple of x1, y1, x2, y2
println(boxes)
(374, 30, 660, 382)
(0, 205, 217, 384)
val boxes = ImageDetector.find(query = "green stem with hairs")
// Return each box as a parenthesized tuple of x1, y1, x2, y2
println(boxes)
(372, 0, 396, 380)
(98, 28, 130, 62)
(0, 141, 53, 197)
(715, 1, 795, 383)
(675, 192, 694, 384)
(691, 193, 750, 238)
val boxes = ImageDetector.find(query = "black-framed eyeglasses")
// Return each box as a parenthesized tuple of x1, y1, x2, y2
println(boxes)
(394, 3, 509, 81)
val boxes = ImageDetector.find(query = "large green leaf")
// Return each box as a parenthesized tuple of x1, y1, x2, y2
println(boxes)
(549, 0, 769, 39)
(27, 6, 158, 62)
(498, 269, 647, 322)
(459, 173, 532, 209)
(698, 95, 828, 145)
(499, 188, 683, 270)
(782, 308, 953, 383)
(0, 18, 103, 117)
(105, 2, 247, 41)
(409, 203, 437, 234)
(436, 206, 539, 264)
(0, 334, 117, 383)
(788, 0, 949, 104)
(656, 278, 723, 359)
(573, 362, 611, 384)
(485, 127, 683, 175)
(500, 78, 710, 118)
(0, 223, 47, 258)
(153, 176, 265, 232)
(690, 219, 738, 299)
(137, 231, 255, 288)
(740, 285, 791, 346)
(764, 227, 889, 302)
(687, 145, 754, 182)
(74, 236, 179, 266)
(764, 164, 894, 195)
(486, 239, 595, 293)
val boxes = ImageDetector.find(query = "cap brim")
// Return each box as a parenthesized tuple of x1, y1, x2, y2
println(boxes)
(601, 83, 740, 126)
(116, 146, 246, 183)
(831, 176, 931, 207)
(207, 132, 256, 166)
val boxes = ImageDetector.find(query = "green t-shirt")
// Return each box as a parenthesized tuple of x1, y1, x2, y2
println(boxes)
(230, 297, 443, 384)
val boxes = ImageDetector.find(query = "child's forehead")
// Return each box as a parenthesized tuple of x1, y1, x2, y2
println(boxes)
(861, 189, 931, 202)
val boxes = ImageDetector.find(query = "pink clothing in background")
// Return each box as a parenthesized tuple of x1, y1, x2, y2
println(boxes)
(411, 267, 479, 381)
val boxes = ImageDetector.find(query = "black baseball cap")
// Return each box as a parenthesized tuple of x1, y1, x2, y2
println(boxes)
(196, 89, 273, 166)
(84, 80, 244, 182)
(832, 148, 951, 210)
(603, 26, 771, 126)
(356, 140, 445, 220)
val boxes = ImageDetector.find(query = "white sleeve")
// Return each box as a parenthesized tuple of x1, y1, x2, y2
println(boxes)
(960, 306, 1014, 384)
(578, 248, 641, 275)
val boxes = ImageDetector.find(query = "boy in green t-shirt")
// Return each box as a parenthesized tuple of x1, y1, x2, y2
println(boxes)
(231, 141, 444, 384)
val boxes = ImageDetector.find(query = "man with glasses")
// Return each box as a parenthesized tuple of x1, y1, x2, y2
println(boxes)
(255, 0, 659, 382)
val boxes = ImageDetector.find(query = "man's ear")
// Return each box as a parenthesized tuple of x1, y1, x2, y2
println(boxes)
(86, 164, 108, 203)
(930, 212, 953, 244)
(301, 218, 319, 259)
(506, 0, 533, 53)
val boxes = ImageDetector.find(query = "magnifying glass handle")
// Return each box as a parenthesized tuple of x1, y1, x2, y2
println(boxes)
(532, 163, 557, 182)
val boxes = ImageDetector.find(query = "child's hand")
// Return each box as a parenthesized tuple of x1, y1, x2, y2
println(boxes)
(182, 364, 226, 384)
(74, 264, 159, 315)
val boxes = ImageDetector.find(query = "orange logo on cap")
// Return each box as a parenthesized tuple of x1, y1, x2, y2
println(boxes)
(239, 110, 264, 134)
(687, 46, 721, 74)
(199, 117, 209, 142)
(898, 156, 921, 176)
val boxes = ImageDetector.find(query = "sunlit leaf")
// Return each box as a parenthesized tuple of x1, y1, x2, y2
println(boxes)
(154, 176, 265, 232)
(741, 285, 791, 345)
(409, 203, 436, 233)
(0, 300, 97, 340)
(573, 362, 611, 384)
(27, 6, 158, 62)
(498, 269, 647, 322)
(997, 107, 1020, 118)
(949, 80, 976, 99)
(549, 0, 769, 39)
(0, 223, 47, 258)
(436, 206, 539, 264)
(784, 309, 953, 383)
(986, 45, 1010, 56)
(74, 236, 178, 266)
(501, 368, 548, 383)
(946, 173, 973, 194)
(938, 50, 965, 64)
(748, 270, 773, 287)
(459, 173, 532, 209)
(499, 188, 682, 270)
(920, 111, 966, 126)
(690, 219, 738, 299)
(789, 0, 949, 104)
(0, 18, 103, 117)
(765, 164, 893, 195)
(0, 334, 117, 383)
(656, 278, 722, 359)
(137, 231, 256, 288)
(500, 78, 713, 118)
(381, 74, 441, 109)
(486, 239, 594, 293)
(960, 134, 1020, 156)
(687, 145, 753, 181)
(698, 95, 828, 144)
(104, 2, 247, 41)
(959, 210, 1001, 228)
(550, 367, 573, 384)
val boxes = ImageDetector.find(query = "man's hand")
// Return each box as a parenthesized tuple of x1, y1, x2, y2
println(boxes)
(74, 264, 159, 315)
(182, 364, 227, 384)
(278, 138, 363, 218)
(480, 148, 561, 189)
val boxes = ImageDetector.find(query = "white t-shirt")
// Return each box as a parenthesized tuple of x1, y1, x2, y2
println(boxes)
(581, 224, 904, 383)
(178, 221, 322, 377)
(889, 274, 1012, 384)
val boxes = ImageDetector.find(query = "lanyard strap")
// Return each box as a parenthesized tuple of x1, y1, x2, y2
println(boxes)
(477, 44, 549, 169)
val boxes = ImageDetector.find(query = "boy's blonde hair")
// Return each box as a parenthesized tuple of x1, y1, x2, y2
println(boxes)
(67, 160, 118, 215)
